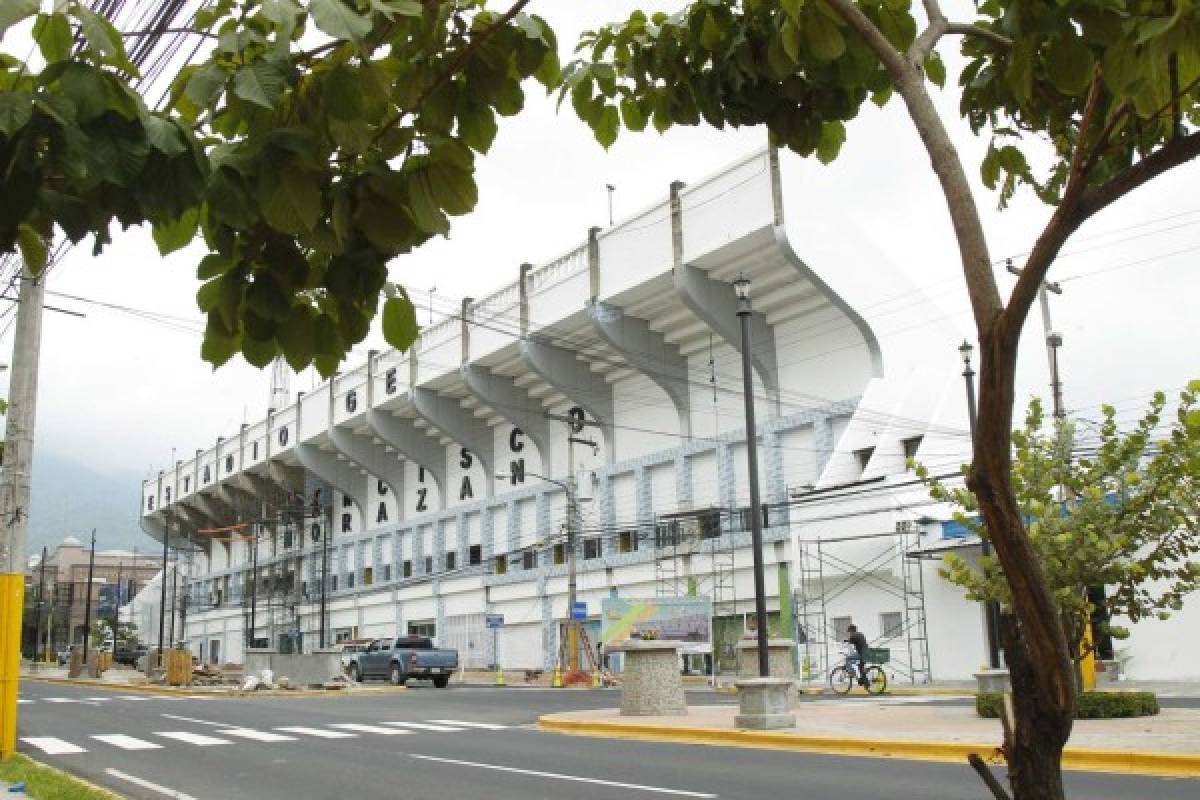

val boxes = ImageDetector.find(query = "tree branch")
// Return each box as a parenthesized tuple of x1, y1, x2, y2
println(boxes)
(968, 754, 1013, 800)
(909, 0, 948, 65)
(1077, 130, 1200, 234)
(946, 23, 1013, 49)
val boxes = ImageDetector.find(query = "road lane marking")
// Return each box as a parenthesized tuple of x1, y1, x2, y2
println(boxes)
(408, 754, 718, 798)
(383, 721, 464, 732)
(329, 723, 412, 735)
(155, 731, 231, 746)
(44, 697, 77, 703)
(427, 719, 508, 730)
(92, 734, 162, 751)
(117, 695, 153, 701)
(217, 728, 298, 742)
(17, 699, 30, 704)
(276, 726, 358, 739)
(87, 697, 115, 702)
(21, 737, 86, 755)
(105, 768, 198, 800)
(161, 713, 229, 727)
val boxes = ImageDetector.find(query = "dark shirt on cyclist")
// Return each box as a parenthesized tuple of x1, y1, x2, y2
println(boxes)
(846, 630, 867, 658)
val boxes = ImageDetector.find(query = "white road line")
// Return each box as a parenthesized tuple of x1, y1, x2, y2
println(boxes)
(87, 697, 115, 702)
(92, 734, 163, 751)
(105, 768, 198, 800)
(117, 695, 153, 701)
(329, 723, 412, 735)
(275, 726, 358, 739)
(20, 737, 86, 755)
(408, 754, 718, 798)
(43, 697, 77, 703)
(155, 731, 231, 746)
(16, 699, 31, 704)
(161, 713, 229, 728)
(427, 719, 509, 730)
(217, 728, 298, 742)
(383, 721, 464, 732)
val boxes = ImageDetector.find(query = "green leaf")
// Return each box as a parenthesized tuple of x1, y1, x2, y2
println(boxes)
(201, 329, 238, 368)
(0, 0, 38, 39)
(0, 91, 32, 136)
(242, 335, 277, 368)
(310, 0, 373, 42)
(185, 63, 229, 110)
(1044, 34, 1094, 96)
(15, 224, 47, 273)
(144, 116, 187, 155)
(259, 168, 323, 234)
(619, 96, 647, 131)
(276, 309, 316, 371)
(805, 13, 846, 62)
(32, 13, 72, 64)
(815, 120, 846, 164)
(594, 103, 620, 149)
(382, 294, 419, 352)
(459, 104, 498, 152)
(925, 52, 946, 89)
(406, 172, 450, 236)
(780, 19, 801, 64)
(427, 162, 477, 216)
(76, 6, 138, 74)
(152, 207, 199, 255)
(197, 254, 233, 280)
(370, 0, 422, 18)
(233, 59, 287, 109)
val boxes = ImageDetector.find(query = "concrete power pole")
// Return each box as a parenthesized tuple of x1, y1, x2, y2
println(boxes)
(0, 264, 47, 757)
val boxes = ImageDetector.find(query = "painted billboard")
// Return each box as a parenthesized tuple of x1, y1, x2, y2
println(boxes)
(601, 597, 713, 654)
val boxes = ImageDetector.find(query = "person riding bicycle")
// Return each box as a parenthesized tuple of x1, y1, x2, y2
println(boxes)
(844, 624, 868, 687)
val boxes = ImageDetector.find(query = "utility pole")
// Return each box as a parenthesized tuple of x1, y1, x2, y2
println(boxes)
(167, 553, 177, 648)
(606, 184, 616, 226)
(248, 524, 258, 648)
(1007, 260, 1065, 419)
(319, 504, 330, 648)
(0, 264, 46, 757)
(158, 514, 169, 661)
(82, 529, 96, 667)
(113, 559, 123, 646)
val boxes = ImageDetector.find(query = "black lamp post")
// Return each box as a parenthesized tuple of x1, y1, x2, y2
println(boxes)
(734, 273, 770, 678)
(960, 340, 1002, 669)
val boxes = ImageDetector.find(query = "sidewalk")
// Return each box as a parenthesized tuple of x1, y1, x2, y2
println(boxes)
(539, 701, 1200, 778)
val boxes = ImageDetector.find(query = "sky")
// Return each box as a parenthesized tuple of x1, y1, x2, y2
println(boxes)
(5, 1, 1199, 545)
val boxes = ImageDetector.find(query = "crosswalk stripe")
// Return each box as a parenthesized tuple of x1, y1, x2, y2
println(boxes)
(217, 728, 298, 742)
(21, 737, 86, 755)
(275, 726, 358, 739)
(383, 721, 464, 732)
(427, 719, 508, 730)
(329, 723, 412, 735)
(92, 734, 162, 751)
(155, 731, 231, 746)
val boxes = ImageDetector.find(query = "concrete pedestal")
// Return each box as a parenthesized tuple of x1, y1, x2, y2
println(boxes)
(610, 640, 686, 716)
(974, 668, 1011, 693)
(735, 677, 795, 730)
(736, 639, 798, 703)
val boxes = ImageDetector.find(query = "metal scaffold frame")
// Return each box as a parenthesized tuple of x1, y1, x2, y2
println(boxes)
(796, 523, 930, 685)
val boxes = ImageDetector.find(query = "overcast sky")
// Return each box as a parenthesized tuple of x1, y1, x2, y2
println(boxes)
(5, 1, 1198, 503)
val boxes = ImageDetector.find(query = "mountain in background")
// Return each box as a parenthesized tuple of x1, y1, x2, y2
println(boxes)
(27, 449, 146, 558)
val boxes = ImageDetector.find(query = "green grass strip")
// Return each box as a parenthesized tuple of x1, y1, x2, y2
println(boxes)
(0, 754, 120, 800)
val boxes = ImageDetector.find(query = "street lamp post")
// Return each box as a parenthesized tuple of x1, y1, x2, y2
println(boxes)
(960, 340, 1002, 669)
(82, 529, 96, 667)
(733, 274, 770, 678)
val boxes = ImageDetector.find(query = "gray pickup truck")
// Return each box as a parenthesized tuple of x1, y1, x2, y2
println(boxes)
(347, 636, 458, 687)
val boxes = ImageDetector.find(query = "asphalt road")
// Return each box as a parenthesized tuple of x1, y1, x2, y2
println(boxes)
(15, 680, 1197, 800)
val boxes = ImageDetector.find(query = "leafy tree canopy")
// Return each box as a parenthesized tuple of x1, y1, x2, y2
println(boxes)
(920, 384, 1200, 650)
(0, 0, 559, 375)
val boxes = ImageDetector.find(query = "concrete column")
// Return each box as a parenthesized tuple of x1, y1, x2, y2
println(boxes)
(635, 467, 654, 544)
(674, 453, 693, 510)
(717, 443, 736, 512)
(763, 430, 786, 507)
(814, 416, 836, 477)
(597, 472, 617, 556)
(434, 520, 447, 573)
(539, 577, 555, 671)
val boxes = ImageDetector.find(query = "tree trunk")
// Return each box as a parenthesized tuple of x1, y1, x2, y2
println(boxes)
(1001, 613, 1073, 800)
(970, 322, 1077, 800)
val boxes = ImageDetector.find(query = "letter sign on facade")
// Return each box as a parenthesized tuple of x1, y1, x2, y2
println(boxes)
(346, 390, 357, 413)
(278, 427, 289, 446)
(567, 406, 586, 434)
(225, 455, 234, 473)
(147, 495, 154, 511)
(459, 448, 473, 469)
(203, 465, 211, 484)
(416, 487, 428, 513)
(341, 513, 352, 533)
(183, 476, 190, 493)
(459, 476, 473, 501)
(509, 428, 525, 452)
(377, 479, 388, 495)
(377, 502, 388, 524)
(385, 368, 397, 395)
(165, 487, 171, 503)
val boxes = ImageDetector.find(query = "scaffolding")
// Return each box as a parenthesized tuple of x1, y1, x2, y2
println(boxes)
(796, 522, 930, 685)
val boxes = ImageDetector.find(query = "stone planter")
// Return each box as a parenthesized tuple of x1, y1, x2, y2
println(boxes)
(735, 677, 795, 730)
(609, 640, 686, 716)
(736, 639, 798, 704)
(974, 668, 1011, 693)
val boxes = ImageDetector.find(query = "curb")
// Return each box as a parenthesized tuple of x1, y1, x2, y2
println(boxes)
(714, 686, 975, 697)
(536, 716, 1200, 778)
(20, 675, 407, 698)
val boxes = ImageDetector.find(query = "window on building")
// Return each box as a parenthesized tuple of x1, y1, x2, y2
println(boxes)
(402, 560, 413, 578)
(300, 580, 307, 598)
(583, 537, 602, 559)
(902, 436, 924, 462)
(831, 616, 852, 641)
(494, 554, 507, 575)
(424, 555, 433, 574)
(331, 575, 338, 592)
(698, 510, 721, 539)
(655, 521, 680, 548)
(854, 446, 875, 473)
(407, 621, 436, 638)
(382, 564, 392, 582)
(880, 611, 904, 639)
(521, 549, 536, 570)
(363, 567, 373, 586)
(283, 530, 293, 550)
(445, 551, 457, 571)
(469, 544, 482, 565)
(552, 543, 565, 565)
(736, 505, 770, 532)
(618, 530, 639, 553)
(346, 573, 355, 590)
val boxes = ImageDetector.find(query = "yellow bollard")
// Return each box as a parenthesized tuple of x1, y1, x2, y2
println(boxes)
(591, 670, 601, 688)
(1079, 617, 1097, 691)
(0, 574, 25, 760)
(551, 665, 563, 688)
(801, 655, 811, 682)
(494, 666, 506, 686)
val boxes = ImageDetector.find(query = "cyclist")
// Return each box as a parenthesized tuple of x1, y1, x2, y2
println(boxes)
(844, 624, 868, 687)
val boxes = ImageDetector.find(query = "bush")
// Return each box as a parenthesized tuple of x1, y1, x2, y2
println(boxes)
(976, 691, 1160, 719)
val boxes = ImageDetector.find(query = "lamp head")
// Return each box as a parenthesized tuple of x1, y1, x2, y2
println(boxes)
(732, 273, 751, 301)
(958, 339, 974, 367)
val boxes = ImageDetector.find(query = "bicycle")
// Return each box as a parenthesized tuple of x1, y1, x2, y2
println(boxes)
(828, 645, 888, 695)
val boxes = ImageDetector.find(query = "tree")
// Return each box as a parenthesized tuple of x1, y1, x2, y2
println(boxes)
(0, 0, 559, 374)
(922, 386, 1200, 677)
(564, 1, 1199, 798)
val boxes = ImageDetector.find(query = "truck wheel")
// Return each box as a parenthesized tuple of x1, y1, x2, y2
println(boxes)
(349, 663, 361, 683)
(390, 665, 407, 686)
(432, 675, 449, 688)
